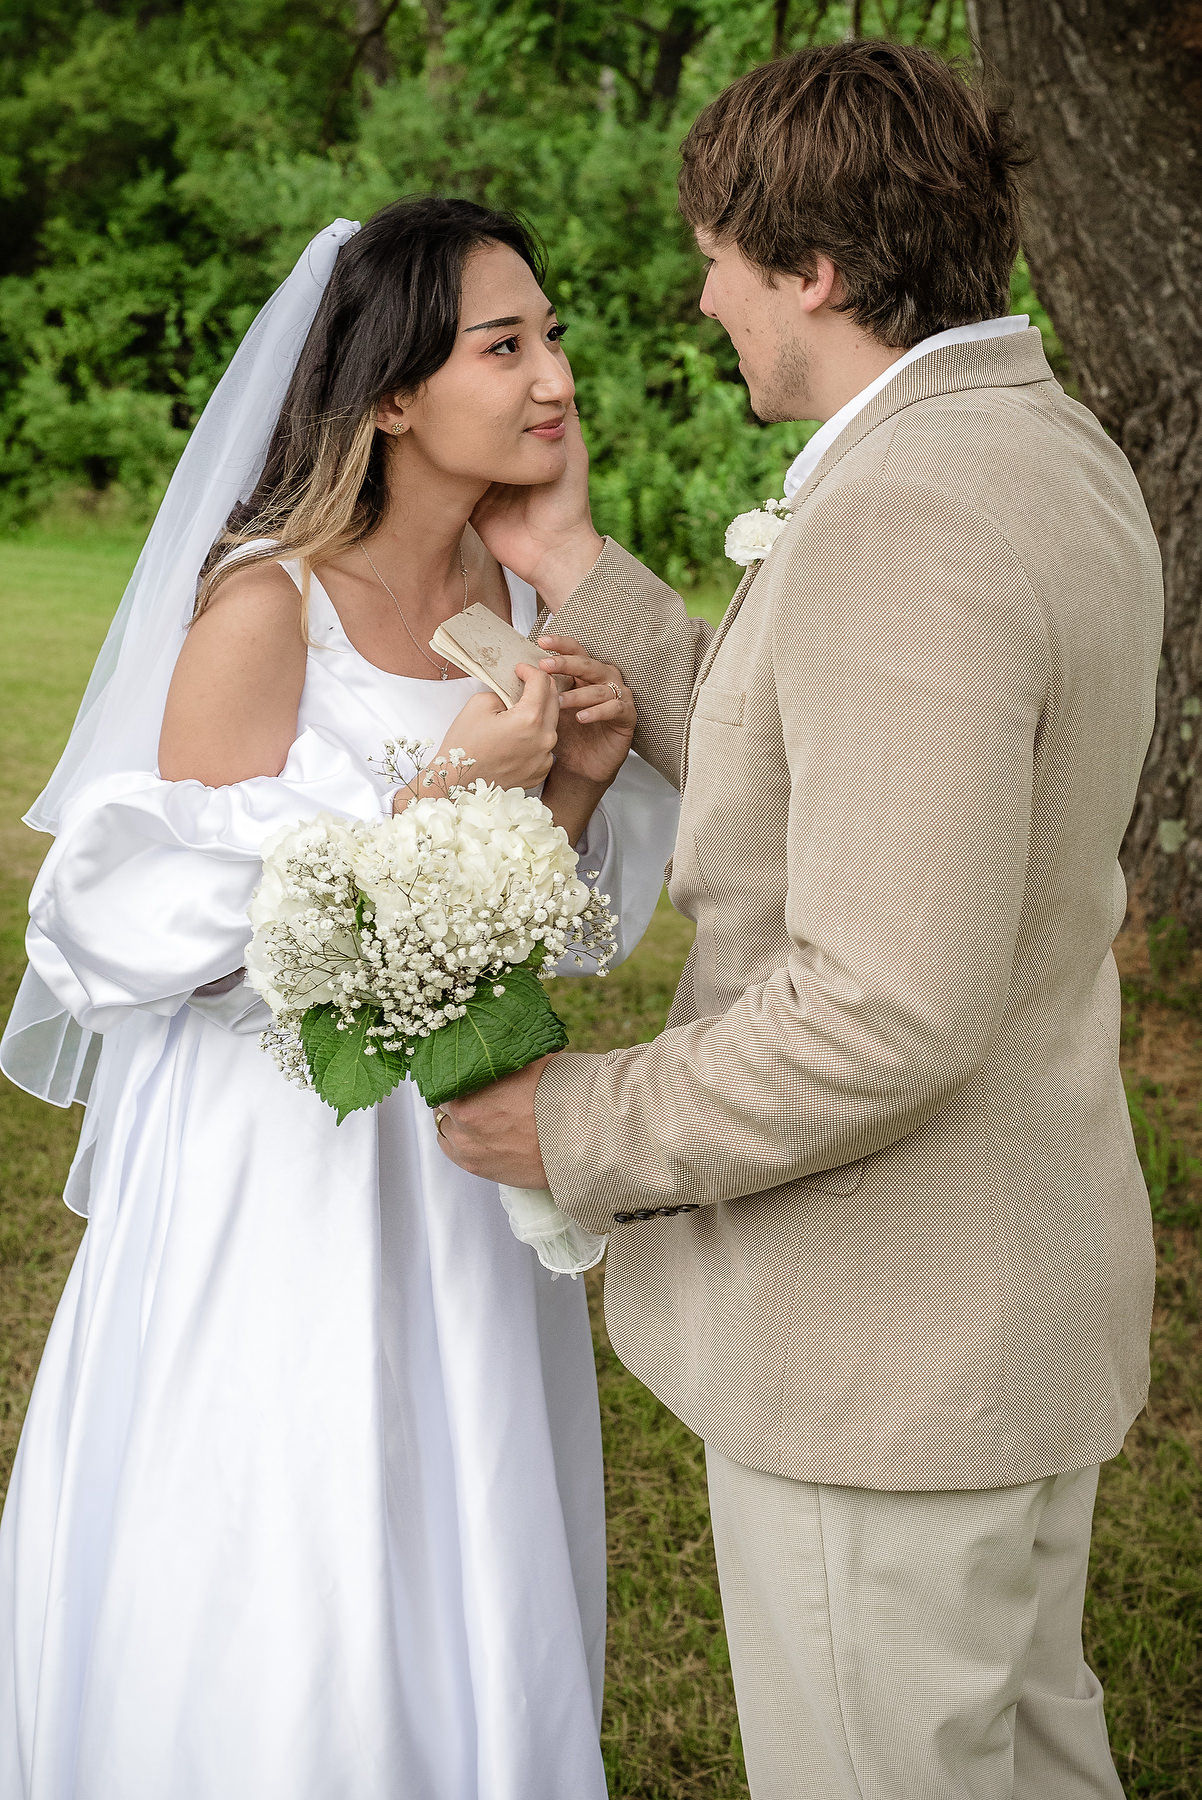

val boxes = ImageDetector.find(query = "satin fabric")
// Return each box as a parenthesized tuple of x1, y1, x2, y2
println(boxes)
(0, 568, 679, 1800)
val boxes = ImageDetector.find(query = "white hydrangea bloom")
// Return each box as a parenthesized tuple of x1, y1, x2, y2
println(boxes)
(245, 780, 617, 1087)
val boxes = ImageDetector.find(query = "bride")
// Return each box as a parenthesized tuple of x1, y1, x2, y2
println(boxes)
(0, 198, 677, 1799)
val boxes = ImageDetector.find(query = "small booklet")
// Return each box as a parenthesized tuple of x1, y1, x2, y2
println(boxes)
(430, 603, 573, 708)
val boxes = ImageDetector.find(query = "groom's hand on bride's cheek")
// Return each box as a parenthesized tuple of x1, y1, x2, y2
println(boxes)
(436, 1055, 552, 1189)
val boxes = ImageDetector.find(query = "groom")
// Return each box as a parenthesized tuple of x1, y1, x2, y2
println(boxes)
(442, 40, 1162, 1799)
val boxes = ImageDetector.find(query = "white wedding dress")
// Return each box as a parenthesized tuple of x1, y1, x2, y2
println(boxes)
(0, 563, 678, 1800)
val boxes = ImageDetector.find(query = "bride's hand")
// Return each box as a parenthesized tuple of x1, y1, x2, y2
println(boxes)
(396, 668, 559, 808)
(469, 408, 605, 609)
(537, 635, 635, 788)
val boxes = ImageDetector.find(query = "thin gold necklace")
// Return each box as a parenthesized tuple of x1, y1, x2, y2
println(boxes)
(359, 540, 469, 680)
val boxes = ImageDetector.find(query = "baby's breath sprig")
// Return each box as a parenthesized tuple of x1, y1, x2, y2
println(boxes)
(374, 736, 477, 812)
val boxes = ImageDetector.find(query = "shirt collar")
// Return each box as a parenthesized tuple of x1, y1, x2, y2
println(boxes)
(781, 314, 1030, 504)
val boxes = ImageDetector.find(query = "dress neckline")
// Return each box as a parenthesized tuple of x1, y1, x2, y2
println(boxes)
(294, 562, 536, 685)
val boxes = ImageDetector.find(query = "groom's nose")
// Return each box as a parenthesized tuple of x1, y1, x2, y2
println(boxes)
(699, 265, 720, 321)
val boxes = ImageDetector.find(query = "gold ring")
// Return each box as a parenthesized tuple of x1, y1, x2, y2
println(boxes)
(434, 1108, 447, 1138)
(607, 681, 622, 701)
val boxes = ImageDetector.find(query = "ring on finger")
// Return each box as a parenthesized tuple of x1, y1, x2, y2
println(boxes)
(606, 681, 622, 701)
(434, 1107, 447, 1138)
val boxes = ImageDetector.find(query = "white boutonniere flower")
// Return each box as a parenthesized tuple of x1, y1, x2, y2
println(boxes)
(724, 496, 789, 567)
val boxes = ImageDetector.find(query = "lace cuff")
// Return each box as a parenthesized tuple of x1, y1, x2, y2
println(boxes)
(497, 1183, 607, 1278)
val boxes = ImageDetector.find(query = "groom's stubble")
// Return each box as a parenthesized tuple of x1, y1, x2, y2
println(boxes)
(747, 329, 812, 427)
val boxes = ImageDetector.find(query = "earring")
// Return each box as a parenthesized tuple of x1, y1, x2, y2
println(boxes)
(392, 423, 403, 435)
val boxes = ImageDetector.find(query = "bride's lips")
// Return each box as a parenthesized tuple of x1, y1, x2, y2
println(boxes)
(525, 417, 567, 440)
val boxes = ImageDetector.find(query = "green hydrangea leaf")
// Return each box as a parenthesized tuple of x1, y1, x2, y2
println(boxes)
(300, 1003, 343, 1089)
(407, 963, 569, 1107)
(301, 1002, 406, 1124)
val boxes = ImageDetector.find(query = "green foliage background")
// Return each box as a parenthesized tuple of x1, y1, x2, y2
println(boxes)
(1, 12, 1197, 1793)
(0, 0, 1054, 583)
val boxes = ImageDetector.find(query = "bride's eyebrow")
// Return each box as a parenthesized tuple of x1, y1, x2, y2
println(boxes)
(462, 304, 557, 334)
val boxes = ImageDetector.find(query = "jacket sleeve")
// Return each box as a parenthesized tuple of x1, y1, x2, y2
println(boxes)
(533, 483, 1050, 1237)
(550, 538, 716, 791)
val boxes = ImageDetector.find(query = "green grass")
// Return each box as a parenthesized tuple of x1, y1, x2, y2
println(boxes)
(2, 530, 1200, 1798)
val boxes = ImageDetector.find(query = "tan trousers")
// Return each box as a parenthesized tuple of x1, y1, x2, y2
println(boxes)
(706, 1446, 1124, 1800)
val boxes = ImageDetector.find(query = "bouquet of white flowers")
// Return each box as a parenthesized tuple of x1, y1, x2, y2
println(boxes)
(244, 741, 618, 1275)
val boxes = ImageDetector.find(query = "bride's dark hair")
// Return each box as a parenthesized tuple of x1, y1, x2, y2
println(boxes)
(194, 194, 547, 617)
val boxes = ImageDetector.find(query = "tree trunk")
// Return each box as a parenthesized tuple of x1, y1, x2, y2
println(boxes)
(418, 0, 446, 61)
(967, 1, 1202, 931)
(648, 6, 705, 110)
(354, 0, 394, 87)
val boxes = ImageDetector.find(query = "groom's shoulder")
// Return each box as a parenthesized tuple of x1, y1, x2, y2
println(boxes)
(895, 372, 1103, 458)
(782, 376, 1160, 642)
(809, 375, 1151, 549)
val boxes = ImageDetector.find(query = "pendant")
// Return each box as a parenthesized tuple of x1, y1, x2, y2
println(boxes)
(440, 667, 448, 680)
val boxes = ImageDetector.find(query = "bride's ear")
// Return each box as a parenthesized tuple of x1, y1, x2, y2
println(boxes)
(376, 394, 409, 436)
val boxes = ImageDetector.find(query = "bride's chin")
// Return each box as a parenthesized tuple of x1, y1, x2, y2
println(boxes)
(509, 443, 568, 484)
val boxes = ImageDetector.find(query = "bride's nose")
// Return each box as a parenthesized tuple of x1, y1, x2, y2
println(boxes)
(529, 344, 574, 407)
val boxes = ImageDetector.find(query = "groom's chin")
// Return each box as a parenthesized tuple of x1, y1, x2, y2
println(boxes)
(744, 386, 792, 427)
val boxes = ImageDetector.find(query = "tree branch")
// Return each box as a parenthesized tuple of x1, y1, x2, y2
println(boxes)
(319, 0, 404, 148)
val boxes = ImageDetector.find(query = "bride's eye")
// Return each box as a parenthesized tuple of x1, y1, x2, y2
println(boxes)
(486, 336, 520, 356)
(547, 322, 569, 344)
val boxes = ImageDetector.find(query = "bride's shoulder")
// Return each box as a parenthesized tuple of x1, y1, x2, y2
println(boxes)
(198, 552, 302, 626)
(183, 555, 306, 674)
(203, 534, 295, 600)
(158, 553, 308, 785)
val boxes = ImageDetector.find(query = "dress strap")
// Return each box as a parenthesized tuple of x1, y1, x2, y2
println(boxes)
(210, 535, 280, 578)
(275, 557, 343, 644)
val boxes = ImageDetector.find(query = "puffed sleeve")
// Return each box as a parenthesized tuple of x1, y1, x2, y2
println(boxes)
(24, 726, 387, 1034)
(547, 750, 679, 978)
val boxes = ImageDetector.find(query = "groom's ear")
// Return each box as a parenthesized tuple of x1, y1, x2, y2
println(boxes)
(796, 254, 842, 316)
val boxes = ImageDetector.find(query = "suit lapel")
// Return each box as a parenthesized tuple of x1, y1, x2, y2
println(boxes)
(677, 328, 1056, 792)
(679, 560, 762, 787)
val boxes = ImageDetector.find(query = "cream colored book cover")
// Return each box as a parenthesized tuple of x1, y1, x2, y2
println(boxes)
(430, 603, 572, 707)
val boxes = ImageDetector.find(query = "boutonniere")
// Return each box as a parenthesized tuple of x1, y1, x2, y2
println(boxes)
(724, 496, 790, 567)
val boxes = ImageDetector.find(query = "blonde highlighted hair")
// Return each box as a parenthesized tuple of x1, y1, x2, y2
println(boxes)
(194, 410, 379, 619)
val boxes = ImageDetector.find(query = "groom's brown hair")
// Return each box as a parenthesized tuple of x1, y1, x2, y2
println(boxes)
(678, 41, 1026, 349)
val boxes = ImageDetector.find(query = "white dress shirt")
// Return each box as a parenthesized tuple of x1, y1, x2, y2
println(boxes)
(782, 313, 1030, 503)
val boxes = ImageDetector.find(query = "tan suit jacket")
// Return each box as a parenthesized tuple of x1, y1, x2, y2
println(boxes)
(534, 330, 1162, 1490)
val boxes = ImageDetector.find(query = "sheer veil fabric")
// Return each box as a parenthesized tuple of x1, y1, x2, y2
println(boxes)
(0, 219, 362, 1107)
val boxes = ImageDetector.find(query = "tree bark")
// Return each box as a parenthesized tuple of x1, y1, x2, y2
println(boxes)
(648, 6, 705, 110)
(353, 0, 394, 87)
(967, 1, 1202, 930)
(418, 0, 446, 60)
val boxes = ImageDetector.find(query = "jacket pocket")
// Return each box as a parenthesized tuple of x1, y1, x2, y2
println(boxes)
(692, 684, 746, 727)
(803, 1158, 867, 1197)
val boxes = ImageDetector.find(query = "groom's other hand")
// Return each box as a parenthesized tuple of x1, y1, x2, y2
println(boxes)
(436, 1055, 552, 1189)
(470, 407, 604, 608)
